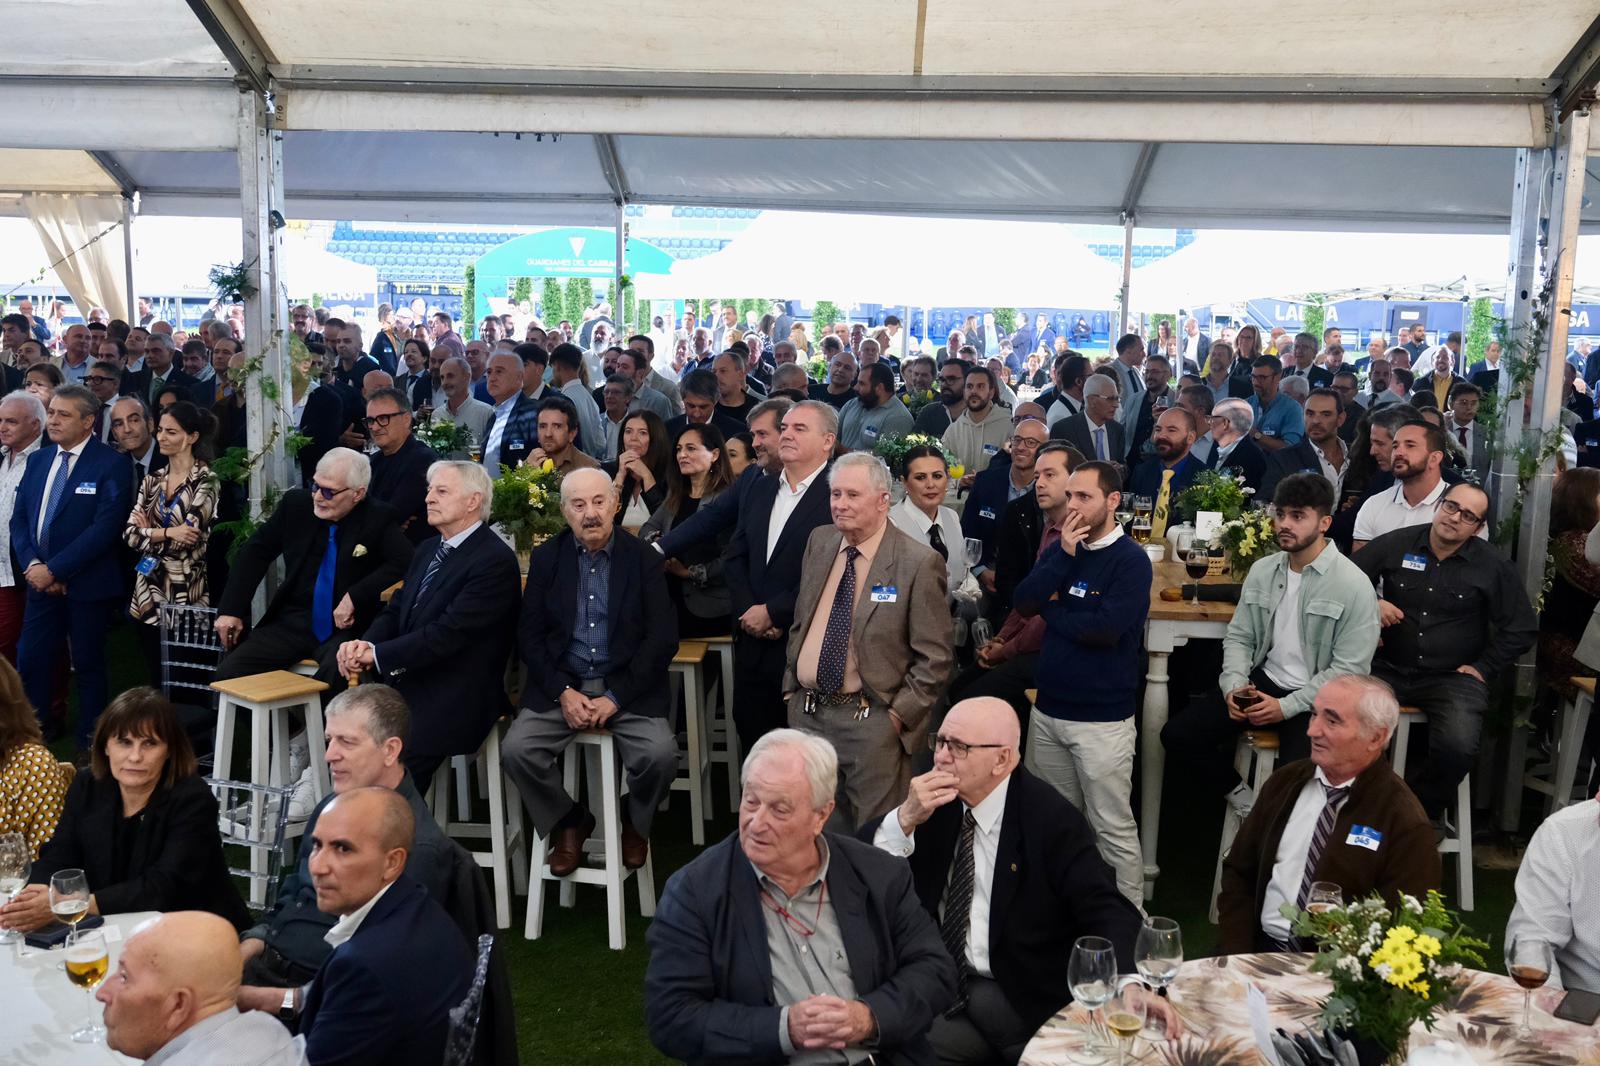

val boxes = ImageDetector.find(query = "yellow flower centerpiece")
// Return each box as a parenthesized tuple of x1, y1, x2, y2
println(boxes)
(1288, 889, 1488, 1064)
(1217, 508, 1279, 579)
(490, 458, 566, 553)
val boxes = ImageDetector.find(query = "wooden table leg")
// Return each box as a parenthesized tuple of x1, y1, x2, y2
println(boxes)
(1141, 648, 1171, 902)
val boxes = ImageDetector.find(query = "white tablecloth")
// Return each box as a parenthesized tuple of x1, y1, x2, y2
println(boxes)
(0, 912, 154, 1064)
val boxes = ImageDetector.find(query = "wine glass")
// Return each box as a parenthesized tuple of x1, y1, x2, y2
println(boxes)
(1506, 935, 1553, 1038)
(1114, 503, 1134, 531)
(64, 926, 109, 1043)
(1184, 544, 1210, 605)
(1135, 917, 1183, 1036)
(963, 538, 984, 568)
(49, 869, 91, 928)
(0, 831, 28, 945)
(1306, 881, 1343, 916)
(1069, 936, 1118, 1051)
(1103, 982, 1150, 1066)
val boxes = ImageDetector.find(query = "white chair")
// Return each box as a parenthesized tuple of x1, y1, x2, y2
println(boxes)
(524, 729, 656, 951)
(1523, 676, 1596, 815)
(703, 634, 742, 810)
(667, 641, 717, 844)
(1208, 731, 1279, 924)
(1391, 706, 1474, 911)
(428, 720, 527, 929)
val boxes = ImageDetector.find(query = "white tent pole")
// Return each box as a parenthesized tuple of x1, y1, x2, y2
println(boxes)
(613, 199, 624, 321)
(120, 194, 136, 323)
(237, 90, 289, 514)
(1118, 213, 1134, 337)
(899, 304, 910, 363)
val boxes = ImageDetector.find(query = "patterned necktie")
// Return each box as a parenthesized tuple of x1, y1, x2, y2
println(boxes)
(814, 545, 861, 695)
(927, 522, 947, 561)
(941, 808, 978, 1012)
(1295, 782, 1351, 910)
(39, 451, 73, 555)
(1151, 468, 1175, 540)
(415, 541, 453, 603)
(312, 524, 338, 643)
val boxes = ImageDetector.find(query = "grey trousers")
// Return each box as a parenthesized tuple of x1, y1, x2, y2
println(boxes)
(500, 705, 677, 838)
(928, 975, 1034, 1066)
(787, 693, 913, 830)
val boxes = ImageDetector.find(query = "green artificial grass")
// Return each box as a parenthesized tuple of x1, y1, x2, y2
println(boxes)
(56, 630, 1524, 1063)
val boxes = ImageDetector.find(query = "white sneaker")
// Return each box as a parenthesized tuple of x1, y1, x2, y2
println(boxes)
(1226, 781, 1255, 820)
(285, 766, 318, 827)
(287, 733, 310, 780)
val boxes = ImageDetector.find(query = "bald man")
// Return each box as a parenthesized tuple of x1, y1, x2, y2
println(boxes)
(290, 788, 472, 1066)
(97, 911, 307, 1065)
(868, 698, 1160, 1065)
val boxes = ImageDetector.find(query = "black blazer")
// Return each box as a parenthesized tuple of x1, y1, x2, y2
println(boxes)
(862, 768, 1142, 1030)
(656, 463, 765, 561)
(1260, 437, 1330, 502)
(991, 488, 1043, 622)
(217, 490, 413, 634)
(1208, 433, 1268, 494)
(368, 435, 439, 544)
(518, 528, 677, 719)
(297, 384, 354, 486)
(1283, 365, 1334, 389)
(724, 462, 834, 632)
(32, 773, 249, 929)
(395, 371, 434, 411)
(121, 365, 206, 409)
(362, 524, 521, 758)
(644, 832, 956, 1065)
(1050, 411, 1124, 466)
(299, 875, 473, 1066)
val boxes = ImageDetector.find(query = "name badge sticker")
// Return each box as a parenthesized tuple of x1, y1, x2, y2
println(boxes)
(1345, 825, 1383, 851)
(978, 507, 996, 520)
(1068, 581, 1089, 598)
(864, 424, 879, 438)
(1401, 554, 1428, 572)
(75, 482, 97, 495)
(509, 440, 525, 451)
(870, 584, 898, 603)
(982, 443, 1000, 455)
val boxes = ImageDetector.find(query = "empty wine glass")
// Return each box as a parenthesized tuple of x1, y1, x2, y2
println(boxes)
(49, 869, 91, 929)
(963, 537, 983, 568)
(64, 926, 109, 1042)
(0, 831, 28, 945)
(1506, 935, 1553, 1038)
(1135, 917, 1183, 1036)
(1069, 935, 1118, 1052)
(1103, 982, 1150, 1066)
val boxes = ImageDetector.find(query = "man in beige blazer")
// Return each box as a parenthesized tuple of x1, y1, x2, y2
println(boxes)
(784, 452, 953, 827)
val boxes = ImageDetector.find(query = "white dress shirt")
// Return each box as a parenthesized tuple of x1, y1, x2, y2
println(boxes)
(873, 775, 1011, 977)
(1505, 798, 1600, 991)
(35, 435, 90, 545)
(1352, 477, 1486, 543)
(0, 437, 41, 588)
(482, 394, 518, 474)
(323, 878, 396, 949)
(889, 496, 968, 592)
(1260, 765, 1344, 942)
(765, 462, 825, 562)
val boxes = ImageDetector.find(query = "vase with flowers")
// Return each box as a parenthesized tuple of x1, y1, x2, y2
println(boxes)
(489, 458, 566, 564)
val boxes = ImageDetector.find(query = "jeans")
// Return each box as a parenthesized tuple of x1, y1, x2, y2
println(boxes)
(1160, 669, 1312, 797)
(1025, 712, 1144, 909)
(1371, 662, 1489, 819)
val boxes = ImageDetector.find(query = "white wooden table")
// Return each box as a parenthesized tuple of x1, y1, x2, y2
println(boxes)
(0, 912, 154, 1064)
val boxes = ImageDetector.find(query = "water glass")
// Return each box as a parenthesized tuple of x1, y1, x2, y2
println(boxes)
(963, 537, 984, 568)
(1069, 936, 1118, 1050)
(1134, 916, 1182, 1035)
(0, 831, 28, 945)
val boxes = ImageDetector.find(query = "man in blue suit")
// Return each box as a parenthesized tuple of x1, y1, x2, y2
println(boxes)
(1126, 408, 1205, 537)
(292, 787, 471, 1066)
(10, 385, 132, 749)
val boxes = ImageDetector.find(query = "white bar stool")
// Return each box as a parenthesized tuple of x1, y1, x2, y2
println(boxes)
(428, 719, 527, 929)
(1523, 676, 1596, 814)
(703, 634, 742, 811)
(1391, 706, 1474, 911)
(667, 641, 717, 843)
(1208, 731, 1279, 924)
(524, 729, 656, 951)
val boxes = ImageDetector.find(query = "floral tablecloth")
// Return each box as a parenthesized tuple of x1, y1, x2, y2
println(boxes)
(1020, 952, 1600, 1065)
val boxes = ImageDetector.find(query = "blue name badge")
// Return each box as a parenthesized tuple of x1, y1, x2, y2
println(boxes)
(979, 507, 997, 520)
(1401, 553, 1428, 572)
(864, 424, 880, 438)
(870, 584, 897, 603)
(982, 443, 1000, 456)
(75, 482, 96, 495)
(1345, 825, 1383, 851)
(1068, 581, 1089, 598)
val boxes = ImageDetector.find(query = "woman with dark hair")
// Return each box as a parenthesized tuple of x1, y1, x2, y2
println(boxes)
(725, 432, 756, 478)
(0, 689, 248, 931)
(124, 401, 220, 679)
(23, 361, 62, 402)
(154, 385, 187, 413)
(889, 444, 969, 595)
(0, 658, 66, 857)
(606, 409, 671, 531)
(641, 423, 736, 637)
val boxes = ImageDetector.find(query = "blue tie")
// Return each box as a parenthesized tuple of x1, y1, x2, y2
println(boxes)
(39, 451, 73, 556)
(1093, 425, 1106, 461)
(414, 541, 452, 603)
(312, 524, 338, 642)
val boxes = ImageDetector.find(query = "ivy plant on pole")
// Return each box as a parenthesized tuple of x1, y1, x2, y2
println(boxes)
(461, 264, 476, 339)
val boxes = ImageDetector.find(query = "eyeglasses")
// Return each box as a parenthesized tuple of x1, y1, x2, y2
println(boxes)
(362, 412, 405, 429)
(928, 733, 1008, 759)
(1438, 498, 1485, 526)
(1007, 435, 1046, 449)
(311, 483, 352, 501)
(82, 375, 118, 386)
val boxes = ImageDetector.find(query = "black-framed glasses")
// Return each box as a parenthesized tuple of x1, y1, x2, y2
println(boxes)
(1439, 498, 1485, 526)
(928, 733, 1007, 758)
(83, 375, 118, 386)
(362, 412, 404, 429)
(311, 483, 352, 501)
(1007, 435, 1046, 449)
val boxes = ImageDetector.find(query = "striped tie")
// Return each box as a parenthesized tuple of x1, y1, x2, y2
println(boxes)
(941, 808, 977, 1014)
(414, 541, 453, 603)
(1295, 783, 1351, 910)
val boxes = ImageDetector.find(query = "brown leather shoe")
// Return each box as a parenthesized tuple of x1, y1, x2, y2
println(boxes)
(547, 811, 595, 878)
(620, 816, 649, 870)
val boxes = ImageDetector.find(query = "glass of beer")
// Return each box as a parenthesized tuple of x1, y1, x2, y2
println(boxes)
(64, 926, 109, 1042)
(50, 869, 90, 928)
(0, 831, 28, 945)
(1506, 935, 1552, 1037)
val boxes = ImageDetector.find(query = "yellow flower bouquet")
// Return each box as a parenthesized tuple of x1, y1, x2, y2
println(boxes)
(490, 458, 566, 551)
(1216, 507, 1279, 579)
(1288, 889, 1488, 1063)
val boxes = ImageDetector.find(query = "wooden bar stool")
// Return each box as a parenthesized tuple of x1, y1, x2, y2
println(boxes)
(1208, 731, 1279, 923)
(523, 729, 656, 951)
(1391, 706, 1474, 911)
(1524, 676, 1596, 815)
(703, 634, 741, 810)
(428, 719, 527, 929)
(667, 641, 716, 844)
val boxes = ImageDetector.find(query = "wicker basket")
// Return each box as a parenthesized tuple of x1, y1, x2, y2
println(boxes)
(1206, 551, 1229, 577)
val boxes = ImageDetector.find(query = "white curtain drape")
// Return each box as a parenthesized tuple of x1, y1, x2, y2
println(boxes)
(20, 193, 127, 317)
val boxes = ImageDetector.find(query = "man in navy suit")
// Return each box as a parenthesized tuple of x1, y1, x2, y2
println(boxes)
(501, 468, 678, 877)
(10, 385, 132, 748)
(292, 787, 471, 1066)
(334, 461, 521, 785)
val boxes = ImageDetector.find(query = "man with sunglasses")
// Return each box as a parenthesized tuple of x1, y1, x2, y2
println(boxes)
(1352, 483, 1536, 828)
(364, 387, 438, 545)
(869, 697, 1171, 1063)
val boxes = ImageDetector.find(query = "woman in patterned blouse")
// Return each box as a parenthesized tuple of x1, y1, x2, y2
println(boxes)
(0, 658, 66, 857)
(123, 401, 220, 681)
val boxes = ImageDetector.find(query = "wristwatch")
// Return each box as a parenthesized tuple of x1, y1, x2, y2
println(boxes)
(278, 987, 298, 1021)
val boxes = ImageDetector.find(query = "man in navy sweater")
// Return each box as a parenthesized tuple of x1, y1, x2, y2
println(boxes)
(1012, 454, 1152, 908)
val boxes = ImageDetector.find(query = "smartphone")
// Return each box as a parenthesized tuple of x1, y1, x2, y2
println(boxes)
(1554, 988, 1600, 1026)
